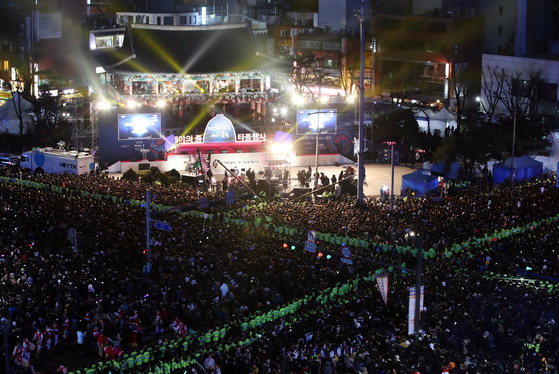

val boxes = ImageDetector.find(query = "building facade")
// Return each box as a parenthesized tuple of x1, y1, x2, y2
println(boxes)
(374, 13, 484, 105)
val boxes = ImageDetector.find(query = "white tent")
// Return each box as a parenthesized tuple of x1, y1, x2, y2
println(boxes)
(0, 93, 34, 135)
(414, 107, 457, 136)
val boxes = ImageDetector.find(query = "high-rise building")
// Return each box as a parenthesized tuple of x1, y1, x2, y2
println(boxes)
(374, 0, 559, 57)
(375, 13, 484, 104)
(318, 0, 362, 36)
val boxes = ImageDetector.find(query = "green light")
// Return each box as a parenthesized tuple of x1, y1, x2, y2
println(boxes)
(290, 245, 296, 250)
(326, 254, 332, 259)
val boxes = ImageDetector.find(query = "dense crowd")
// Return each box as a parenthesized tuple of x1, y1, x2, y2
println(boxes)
(0, 167, 559, 374)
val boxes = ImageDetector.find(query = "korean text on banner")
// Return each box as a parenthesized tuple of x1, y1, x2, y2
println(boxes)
(376, 274, 389, 306)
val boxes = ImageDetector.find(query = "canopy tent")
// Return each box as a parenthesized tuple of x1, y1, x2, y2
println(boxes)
(0, 94, 34, 135)
(492, 155, 543, 184)
(426, 161, 460, 179)
(401, 169, 439, 197)
(414, 107, 457, 136)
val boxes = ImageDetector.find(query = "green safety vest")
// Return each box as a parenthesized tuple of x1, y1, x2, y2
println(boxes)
(204, 332, 212, 343)
(143, 351, 150, 364)
(135, 353, 144, 366)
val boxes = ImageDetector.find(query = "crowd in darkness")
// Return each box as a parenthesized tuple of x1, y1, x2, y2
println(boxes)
(1, 167, 559, 373)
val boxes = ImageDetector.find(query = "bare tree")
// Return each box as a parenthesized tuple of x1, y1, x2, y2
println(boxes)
(500, 71, 521, 119)
(449, 62, 469, 130)
(480, 66, 507, 123)
(291, 49, 323, 99)
(501, 71, 554, 124)
(8, 45, 39, 136)
(338, 51, 360, 96)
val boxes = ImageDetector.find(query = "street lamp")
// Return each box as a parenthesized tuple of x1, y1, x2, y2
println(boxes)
(384, 141, 396, 211)
(355, 0, 368, 205)
(510, 96, 518, 183)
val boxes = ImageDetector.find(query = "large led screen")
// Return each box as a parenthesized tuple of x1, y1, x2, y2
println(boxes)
(118, 113, 162, 140)
(296, 109, 337, 135)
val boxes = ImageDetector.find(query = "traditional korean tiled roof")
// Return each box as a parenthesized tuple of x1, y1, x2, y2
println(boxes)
(95, 23, 288, 75)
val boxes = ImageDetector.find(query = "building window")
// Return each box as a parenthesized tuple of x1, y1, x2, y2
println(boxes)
(405, 21, 424, 32)
(3, 60, 8, 71)
(383, 41, 405, 50)
(380, 19, 402, 30)
(323, 42, 341, 51)
(95, 36, 113, 49)
(404, 41, 426, 51)
(499, 6, 503, 16)
(164, 16, 173, 25)
(426, 42, 446, 53)
(299, 40, 320, 49)
(427, 22, 447, 33)
(290, 29, 298, 37)
(326, 59, 339, 68)
(180, 16, 187, 25)
(498, 25, 502, 35)
(280, 30, 288, 37)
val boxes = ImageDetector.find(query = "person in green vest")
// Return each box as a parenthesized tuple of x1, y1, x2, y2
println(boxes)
(127, 352, 136, 369)
(143, 349, 151, 365)
(204, 331, 212, 344)
(254, 314, 263, 327)
(135, 350, 144, 367)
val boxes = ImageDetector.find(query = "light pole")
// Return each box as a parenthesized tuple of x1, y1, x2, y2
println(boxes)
(384, 141, 396, 211)
(510, 96, 517, 183)
(307, 111, 324, 193)
(356, 0, 367, 205)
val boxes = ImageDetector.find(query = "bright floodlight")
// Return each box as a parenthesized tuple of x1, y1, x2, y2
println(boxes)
(346, 95, 356, 103)
(96, 99, 110, 110)
(126, 100, 138, 109)
(270, 142, 292, 154)
(291, 93, 304, 106)
(270, 143, 282, 154)
(319, 95, 329, 103)
(156, 99, 166, 108)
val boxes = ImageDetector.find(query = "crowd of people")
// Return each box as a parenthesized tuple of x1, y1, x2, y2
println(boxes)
(1, 166, 559, 374)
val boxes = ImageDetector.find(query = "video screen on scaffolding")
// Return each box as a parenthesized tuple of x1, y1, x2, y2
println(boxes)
(296, 109, 337, 135)
(118, 113, 162, 140)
